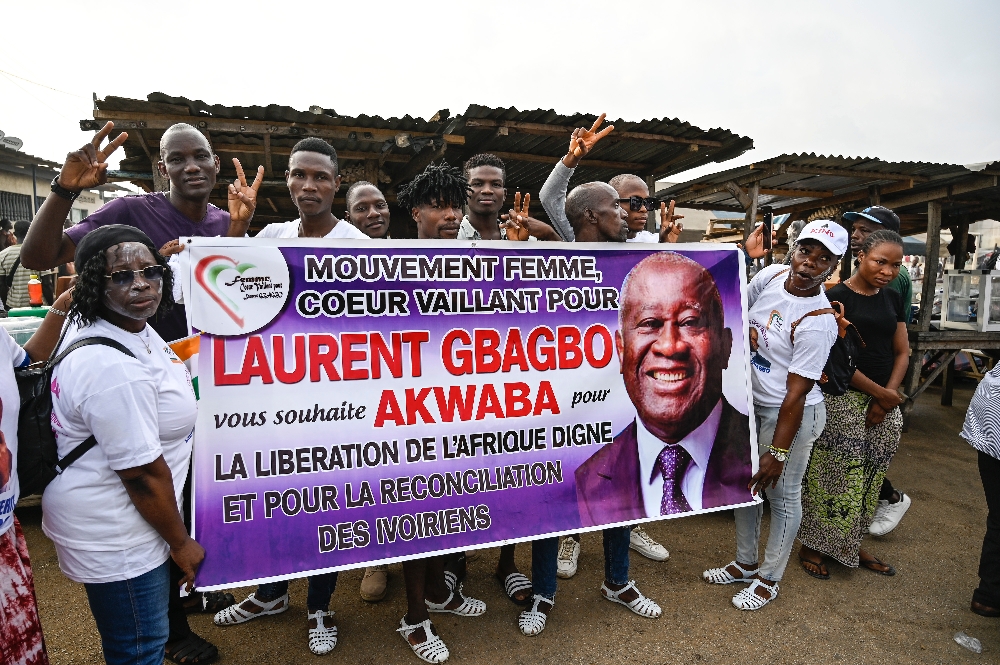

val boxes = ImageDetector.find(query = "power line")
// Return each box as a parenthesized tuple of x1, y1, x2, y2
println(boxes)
(0, 67, 87, 98)
(0, 71, 74, 121)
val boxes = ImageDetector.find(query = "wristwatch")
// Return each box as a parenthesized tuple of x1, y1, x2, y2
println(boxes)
(51, 176, 81, 202)
(768, 446, 788, 462)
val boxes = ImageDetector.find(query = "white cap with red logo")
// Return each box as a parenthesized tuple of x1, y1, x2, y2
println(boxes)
(797, 220, 849, 256)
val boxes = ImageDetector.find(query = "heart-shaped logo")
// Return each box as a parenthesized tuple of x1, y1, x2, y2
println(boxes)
(195, 255, 257, 327)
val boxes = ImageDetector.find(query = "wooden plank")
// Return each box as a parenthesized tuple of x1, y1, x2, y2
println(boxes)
(657, 201, 746, 213)
(759, 187, 833, 199)
(781, 165, 929, 182)
(209, 143, 410, 163)
(90, 110, 465, 145)
(488, 151, 647, 171)
(390, 142, 448, 188)
(904, 349, 960, 408)
(646, 145, 702, 179)
(954, 221, 970, 269)
(463, 119, 723, 147)
(724, 181, 752, 209)
(776, 179, 914, 216)
(917, 201, 943, 332)
(744, 182, 759, 241)
(672, 166, 785, 204)
(942, 356, 956, 406)
(263, 134, 273, 176)
(880, 175, 998, 210)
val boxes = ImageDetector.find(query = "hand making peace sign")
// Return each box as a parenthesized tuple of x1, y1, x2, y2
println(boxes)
(228, 158, 265, 226)
(659, 200, 685, 243)
(58, 121, 128, 191)
(563, 113, 615, 169)
(500, 192, 532, 241)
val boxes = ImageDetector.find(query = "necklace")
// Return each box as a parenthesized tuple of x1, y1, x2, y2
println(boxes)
(844, 276, 879, 296)
(133, 329, 152, 354)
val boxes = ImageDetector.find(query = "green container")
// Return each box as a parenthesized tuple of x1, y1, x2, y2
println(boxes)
(7, 307, 50, 318)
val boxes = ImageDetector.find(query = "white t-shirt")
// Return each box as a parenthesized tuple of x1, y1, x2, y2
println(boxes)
(0, 329, 27, 537)
(747, 264, 838, 408)
(42, 318, 197, 583)
(256, 219, 368, 239)
(626, 230, 659, 244)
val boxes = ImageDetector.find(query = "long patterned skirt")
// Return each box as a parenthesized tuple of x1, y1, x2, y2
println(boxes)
(0, 517, 48, 665)
(798, 389, 903, 567)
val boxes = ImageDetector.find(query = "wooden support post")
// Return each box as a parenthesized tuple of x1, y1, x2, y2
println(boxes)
(941, 356, 956, 406)
(839, 212, 853, 282)
(954, 220, 970, 270)
(917, 202, 942, 332)
(868, 184, 881, 206)
(645, 175, 657, 234)
(743, 181, 759, 242)
(263, 133, 273, 176)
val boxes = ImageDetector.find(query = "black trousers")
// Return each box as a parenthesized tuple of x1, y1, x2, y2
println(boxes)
(167, 466, 194, 642)
(974, 451, 1000, 608)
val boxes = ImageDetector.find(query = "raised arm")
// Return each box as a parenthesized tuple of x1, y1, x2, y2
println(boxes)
(23, 122, 127, 270)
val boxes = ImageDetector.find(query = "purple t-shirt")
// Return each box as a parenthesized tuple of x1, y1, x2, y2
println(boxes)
(65, 193, 230, 342)
(65, 193, 230, 249)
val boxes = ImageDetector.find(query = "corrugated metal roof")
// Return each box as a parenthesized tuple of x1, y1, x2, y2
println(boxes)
(657, 153, 1000, 229)
(84, 93, 753, 231)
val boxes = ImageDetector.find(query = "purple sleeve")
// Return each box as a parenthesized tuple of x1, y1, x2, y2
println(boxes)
(64, 197, 133, 245)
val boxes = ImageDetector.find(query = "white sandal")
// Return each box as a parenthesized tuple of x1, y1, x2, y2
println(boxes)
(443, 570, 458, 592)
(425, 584, 486, 617)
(600, 580, 661, 618)
(703, 560, 759, 585)
(732, 579, 779, 610)
(213, 592, 288, 626)
(308, 609, 337, 655)
(398, 616, 449, 663)
(518, 595, 554, 636)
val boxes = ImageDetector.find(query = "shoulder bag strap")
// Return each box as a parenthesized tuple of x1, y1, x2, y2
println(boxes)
(7, 255, 21, 284)
(789, 308, 837, 344)
(49, 336, 137, 474)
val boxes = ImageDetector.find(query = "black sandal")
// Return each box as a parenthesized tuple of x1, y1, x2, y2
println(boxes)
(182, 591, 236, 614)
(799, 555, 830, 580)
(495, 570, 534, 605)
(859, 554, 896, 576)
(165, 632, 220, 664)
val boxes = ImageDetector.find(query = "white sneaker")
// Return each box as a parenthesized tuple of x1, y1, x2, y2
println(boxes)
(629, 526, 669, 561)
(869, 491, 911, 536)
(556, 537, 580, 579)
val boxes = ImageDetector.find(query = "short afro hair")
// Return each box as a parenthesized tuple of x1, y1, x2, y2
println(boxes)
(289, 137, 339, 173)
(565, 182, 616, 233)
(397, 162, 470, 212)
(159, 123, 212, 159)
(464, 153, 506, 181)
(608, 173, 647, 195)
(345, 181, 383, 209)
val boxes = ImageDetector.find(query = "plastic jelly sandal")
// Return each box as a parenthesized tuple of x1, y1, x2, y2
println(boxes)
(425, 585, 486, 617)
(398, 616, 449, 663)
(518, 595, 554, 636)
(213, 592, 288, 626)
(306, 610, 338, 655)
(496, 571, 533, 606)
(703, 561, 759, 584)
(732, 579, 779, 610)
(600, 580, 662, 618)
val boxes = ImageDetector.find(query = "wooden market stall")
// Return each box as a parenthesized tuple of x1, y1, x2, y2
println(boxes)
(655, 154, 1000, 415)
(82, 93, 753, 236)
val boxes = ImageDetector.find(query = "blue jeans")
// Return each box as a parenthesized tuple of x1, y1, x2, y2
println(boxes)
(734, 402, 827, 582)
(257, 572, 339, 612)
(603, 527, 631, 585)
(84, 560, 170, 665)
(531, 537, 559, 600)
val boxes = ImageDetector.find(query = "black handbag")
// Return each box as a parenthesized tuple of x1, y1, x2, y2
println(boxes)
(790, 301, 865, 396)
(16, 329, 136, 496)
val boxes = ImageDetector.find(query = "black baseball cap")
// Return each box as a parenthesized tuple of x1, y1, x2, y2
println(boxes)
(843, 205, 900, 233)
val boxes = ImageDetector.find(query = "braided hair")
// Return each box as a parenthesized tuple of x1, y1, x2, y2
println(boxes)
(69, 247, 174, 328)
(858, 229, 903, 255)
(397, 162, 470, 212)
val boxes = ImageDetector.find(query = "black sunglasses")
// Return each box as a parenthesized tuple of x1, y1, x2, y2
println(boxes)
(104, 265, 165, 286)
(618, 196, 659, 212)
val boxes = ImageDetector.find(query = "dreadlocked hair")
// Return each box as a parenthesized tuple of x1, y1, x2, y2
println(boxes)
(397, 161, 470, 212)
(69, 247, 174, 328)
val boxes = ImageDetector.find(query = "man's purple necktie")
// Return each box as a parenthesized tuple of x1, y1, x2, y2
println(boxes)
(656, 445, 693, 515)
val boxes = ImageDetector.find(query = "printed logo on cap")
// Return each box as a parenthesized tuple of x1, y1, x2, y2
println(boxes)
(190, 247, 290, 336)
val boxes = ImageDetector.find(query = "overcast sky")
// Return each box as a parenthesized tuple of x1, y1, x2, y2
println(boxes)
(1, 0, 997, 183)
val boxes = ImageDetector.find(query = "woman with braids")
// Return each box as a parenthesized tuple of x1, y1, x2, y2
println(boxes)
(394, 163, 487, 663)
(41, 225, 204, 665)
(797, 230, 908, 579)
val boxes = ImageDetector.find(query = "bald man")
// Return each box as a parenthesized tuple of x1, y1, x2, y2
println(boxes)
(565, 182, 629, 243)
(23, 121, 260, 341)
(575, 252, 753, 527)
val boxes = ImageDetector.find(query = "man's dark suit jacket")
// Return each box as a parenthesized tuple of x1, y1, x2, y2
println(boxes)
(575, 399, 754, 527)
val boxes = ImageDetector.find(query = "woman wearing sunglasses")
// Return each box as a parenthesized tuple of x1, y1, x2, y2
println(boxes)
(41, 225, 203, 665)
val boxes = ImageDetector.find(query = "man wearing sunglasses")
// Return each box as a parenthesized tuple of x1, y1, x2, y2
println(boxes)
(539, 114, 684, 244)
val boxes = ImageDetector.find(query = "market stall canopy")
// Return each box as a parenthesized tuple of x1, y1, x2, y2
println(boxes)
(656, 153, 1000, 237)
(83, 93, 753, 231)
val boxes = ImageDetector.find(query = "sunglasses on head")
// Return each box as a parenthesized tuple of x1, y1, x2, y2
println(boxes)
(104, 265, 165, 286)
(618, 196, 658, 212)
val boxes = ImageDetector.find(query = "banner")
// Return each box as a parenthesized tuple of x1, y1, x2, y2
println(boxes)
(186, 239, 759, 590)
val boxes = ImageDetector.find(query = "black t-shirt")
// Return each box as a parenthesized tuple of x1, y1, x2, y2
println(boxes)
(826, 283, 905, 388)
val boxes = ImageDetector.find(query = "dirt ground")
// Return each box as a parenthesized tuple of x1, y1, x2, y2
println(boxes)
(18, 381, 999, 665)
